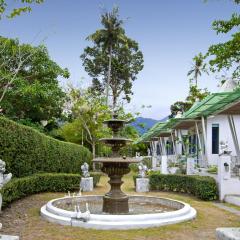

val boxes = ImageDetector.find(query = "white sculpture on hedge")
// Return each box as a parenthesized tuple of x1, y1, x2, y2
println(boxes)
(0, 159, 12, 229)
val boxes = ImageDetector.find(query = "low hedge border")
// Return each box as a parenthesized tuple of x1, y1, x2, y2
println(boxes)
(149, 173, 218, 201)
(1, 172, 102, 208)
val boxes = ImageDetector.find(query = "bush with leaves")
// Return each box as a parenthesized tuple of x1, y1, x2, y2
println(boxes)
(1, 172, 101, 208)
(0, 117, 92, 177)
(149, 172, 218, 201)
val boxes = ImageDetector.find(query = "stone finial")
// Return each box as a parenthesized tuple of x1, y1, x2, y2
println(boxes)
(81, 162, 90, 178)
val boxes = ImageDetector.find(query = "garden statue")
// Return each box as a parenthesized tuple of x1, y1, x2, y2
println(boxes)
(147, 148, 151, 156)
(219, 141, 231, 155)
(0, 159, 12, 190)
(72, 203, 90, 222)
(0, 159, 12, 230)
(80, 162, 93, 192)
(81, 162, 90, 178)
(138, 163, 148, 178)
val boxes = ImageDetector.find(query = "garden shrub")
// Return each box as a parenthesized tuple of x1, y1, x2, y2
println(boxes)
(0, 117, 92, 177)
(149, 172, 218, 201)
(1, 172, 101, 207)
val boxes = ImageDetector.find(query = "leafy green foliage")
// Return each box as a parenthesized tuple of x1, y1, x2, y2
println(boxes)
(169, 86, 210, 118)
(188, 53, 208, 87)
(0, 36, 69, 123)
(149, 172, 218, 201)
(0, 0, 44, 19)
(81, 7, 144, 108)
(207, 165, 218, 174)
(60, 87, 111, 158)
(0, 117, 92, 177)
(1, 172, 101, 208)
(205, 12, 240, 79)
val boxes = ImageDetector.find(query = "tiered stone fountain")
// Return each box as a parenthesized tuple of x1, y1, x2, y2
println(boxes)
(40, 114, 197, 230)
(93, 114, 139, 214)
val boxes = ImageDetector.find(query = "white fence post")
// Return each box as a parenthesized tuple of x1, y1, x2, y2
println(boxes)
(187, 157, 195, 175)
(218, 153, 240, 201)
(161, 155, 168, 174)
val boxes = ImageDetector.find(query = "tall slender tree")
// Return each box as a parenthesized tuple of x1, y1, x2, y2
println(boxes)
(187, 53, 207, 87)
(81, 7, 143, 109)
(86, 7, 125, 106)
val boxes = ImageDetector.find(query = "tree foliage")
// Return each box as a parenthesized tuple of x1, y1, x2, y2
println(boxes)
(169, 86, 210, 118)
(187, 53, 208, 87)
(0, 36, 69, 123)
(59, 86, 111, 158)
(0, 0, 44, 19)
(205, 6, 240, 79)
(81, 7, 144, 109)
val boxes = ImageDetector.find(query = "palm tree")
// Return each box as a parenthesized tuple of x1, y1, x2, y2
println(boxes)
(187, 53, 207, 87)
(87, 7, 125, 107)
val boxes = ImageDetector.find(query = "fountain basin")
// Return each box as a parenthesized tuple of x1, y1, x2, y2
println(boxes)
(40, 195, 197, 230)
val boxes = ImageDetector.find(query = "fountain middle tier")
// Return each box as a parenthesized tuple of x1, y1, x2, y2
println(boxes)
(93, 157, 139, 214)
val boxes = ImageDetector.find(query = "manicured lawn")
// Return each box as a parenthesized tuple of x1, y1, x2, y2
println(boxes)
(0, 173, 239, 240)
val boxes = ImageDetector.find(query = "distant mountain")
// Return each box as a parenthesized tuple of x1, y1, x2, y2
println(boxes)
(130, 116, 169, 135)
(130, 117, 158, 135)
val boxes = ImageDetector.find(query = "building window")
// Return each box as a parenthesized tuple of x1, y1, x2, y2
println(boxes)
(212, 124, 219, 154)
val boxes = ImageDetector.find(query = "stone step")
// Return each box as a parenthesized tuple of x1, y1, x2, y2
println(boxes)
(0, 235, 19, 240)
(216, 228, 240, 240)
(224, 195, 240, 207)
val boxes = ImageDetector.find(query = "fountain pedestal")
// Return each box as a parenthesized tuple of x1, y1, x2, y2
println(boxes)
(94, 158, 138, 214)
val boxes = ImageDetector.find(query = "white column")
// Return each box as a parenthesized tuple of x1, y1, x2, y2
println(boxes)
(201, 116, 208, 166)
(228, 115, 240, 158)
(195, 121, 204, 165)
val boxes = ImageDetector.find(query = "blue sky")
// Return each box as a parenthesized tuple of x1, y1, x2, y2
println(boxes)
(0, 0, 239, 119)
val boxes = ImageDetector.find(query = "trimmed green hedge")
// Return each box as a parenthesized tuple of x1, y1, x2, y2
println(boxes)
(149, 173, 218, 201)
(1, 173, 101, 207)
(0, 117, 92, 177)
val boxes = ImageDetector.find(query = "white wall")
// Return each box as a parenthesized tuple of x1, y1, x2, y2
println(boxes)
(206, 115, 240, 165)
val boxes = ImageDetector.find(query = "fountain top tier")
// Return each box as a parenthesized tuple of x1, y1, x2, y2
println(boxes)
(99, 115, 133, 156)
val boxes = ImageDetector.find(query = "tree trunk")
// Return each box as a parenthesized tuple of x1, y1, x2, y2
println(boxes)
(106, 44, 112, 106)
(112, 89, 117, 111)
(92, 141, 96, 171)
(92, 142, 96, 159)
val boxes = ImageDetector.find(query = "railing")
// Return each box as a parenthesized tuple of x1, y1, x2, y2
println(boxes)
(231, 156, 240, 178)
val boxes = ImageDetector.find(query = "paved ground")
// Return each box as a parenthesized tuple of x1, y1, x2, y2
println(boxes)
(213, 203, 240, 216)
(0, 174, 240, 240)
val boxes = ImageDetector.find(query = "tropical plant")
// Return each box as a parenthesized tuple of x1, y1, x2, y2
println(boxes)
(187, 53, 208, 87)
(81, 7, 144, 109)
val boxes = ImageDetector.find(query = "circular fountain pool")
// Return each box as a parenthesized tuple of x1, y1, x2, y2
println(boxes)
(41, 195, 197, 230)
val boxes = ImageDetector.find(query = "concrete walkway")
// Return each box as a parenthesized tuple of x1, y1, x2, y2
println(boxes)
(213, 203, 240, 216)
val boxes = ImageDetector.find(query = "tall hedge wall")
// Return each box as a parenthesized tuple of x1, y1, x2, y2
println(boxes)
(0, 117, 92, 177)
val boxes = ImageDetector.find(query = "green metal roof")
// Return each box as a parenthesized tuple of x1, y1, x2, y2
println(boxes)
(137, 88, 240, 143)
(183, 88, 240, 119)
